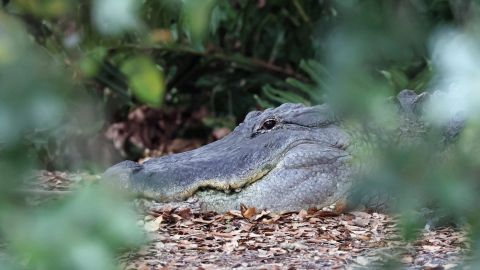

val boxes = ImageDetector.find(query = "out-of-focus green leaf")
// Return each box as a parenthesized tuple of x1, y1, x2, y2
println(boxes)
(181, 0, 217, 47)
(408, 62, 433, 90)
(380, 68, 409, 91)
(15, 0, 73, 17)
(0, 13, 67, 145)
(202, 115, 236, 130)
(92, 0, 142, 36)
(209, 1, 233, 35)
(79, 47, 107, 77)
(2, 185, 143, 270)
(0, 13, 142, 270)
(459, 123, 480, 166)
(121, 56, 165, 107)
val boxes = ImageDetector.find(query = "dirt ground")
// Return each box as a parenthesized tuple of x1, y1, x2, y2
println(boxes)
(35, 171, 468, 270)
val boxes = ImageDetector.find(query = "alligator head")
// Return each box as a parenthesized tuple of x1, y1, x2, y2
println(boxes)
(104, 90, 465, 212)
(104, 103, 352, 212)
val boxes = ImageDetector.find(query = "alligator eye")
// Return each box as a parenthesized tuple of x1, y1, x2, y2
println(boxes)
(262, 119, 277, 130)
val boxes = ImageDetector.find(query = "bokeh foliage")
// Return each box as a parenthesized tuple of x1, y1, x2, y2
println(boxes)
(1, 0, 480, 268)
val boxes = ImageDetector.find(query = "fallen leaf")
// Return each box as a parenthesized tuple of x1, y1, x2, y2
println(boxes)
(144, 216, 163, 232)
(240, 204, 257, 219)
(176, 208, 193, 219)
(334, 199, 349, 213)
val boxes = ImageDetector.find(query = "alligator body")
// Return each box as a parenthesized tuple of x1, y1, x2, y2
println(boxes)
(104, 90, 464, 212)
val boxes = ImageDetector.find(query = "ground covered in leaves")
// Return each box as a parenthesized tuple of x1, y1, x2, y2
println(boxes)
(35, 171, 468, 269)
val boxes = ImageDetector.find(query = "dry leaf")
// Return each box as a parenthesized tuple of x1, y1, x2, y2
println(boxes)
(297, 209, 308, 220)
(254, 210, 271, 221)
(226, 210, 243, 218)
(144, 216, 163, 232)
(176, 208, 193, 219)
(334, 199, 349, 213)
(240, 204, 257, 219)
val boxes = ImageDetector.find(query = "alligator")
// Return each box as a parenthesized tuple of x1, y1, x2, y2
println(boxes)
(104, 90, 464, 213)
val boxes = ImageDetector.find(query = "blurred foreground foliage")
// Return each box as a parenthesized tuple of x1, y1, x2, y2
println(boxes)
(0, 12, 143, 270)
(1, 0, 480, 268)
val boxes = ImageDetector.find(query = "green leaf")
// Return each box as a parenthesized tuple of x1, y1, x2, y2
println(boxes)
(408, 62, 432, 91)
(286, 78, 316, 98)
(79, 47, 107, 77)
(262, 84, 307, 105)
(298, 59, 330, 92)
(121, 56, 165, 107)
(380, 68, 409, 91)
(15, 0, 74, 17)
(254, 94, 275, 109)
(182, 0, 217, 47)
(92, 0, 141, 36)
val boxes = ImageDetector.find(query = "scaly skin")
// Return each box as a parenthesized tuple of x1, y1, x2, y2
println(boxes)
(104, 90, 464, 212)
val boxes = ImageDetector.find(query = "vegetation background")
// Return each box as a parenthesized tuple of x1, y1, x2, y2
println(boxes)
(1, 0, 480, 269)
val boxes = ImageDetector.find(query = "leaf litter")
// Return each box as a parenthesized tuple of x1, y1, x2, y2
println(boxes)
(31, 171, 468, 269)
(121, 199, 468, 270)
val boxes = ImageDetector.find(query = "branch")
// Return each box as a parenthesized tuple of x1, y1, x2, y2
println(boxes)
(111, 44, 309, 81)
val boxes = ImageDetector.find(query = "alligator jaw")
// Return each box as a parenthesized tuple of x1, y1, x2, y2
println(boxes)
(104, 132, 289, 202)
(139, 166, 274, 202)
(193, 142, 353, 212)
(137, 138, 343, 202)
